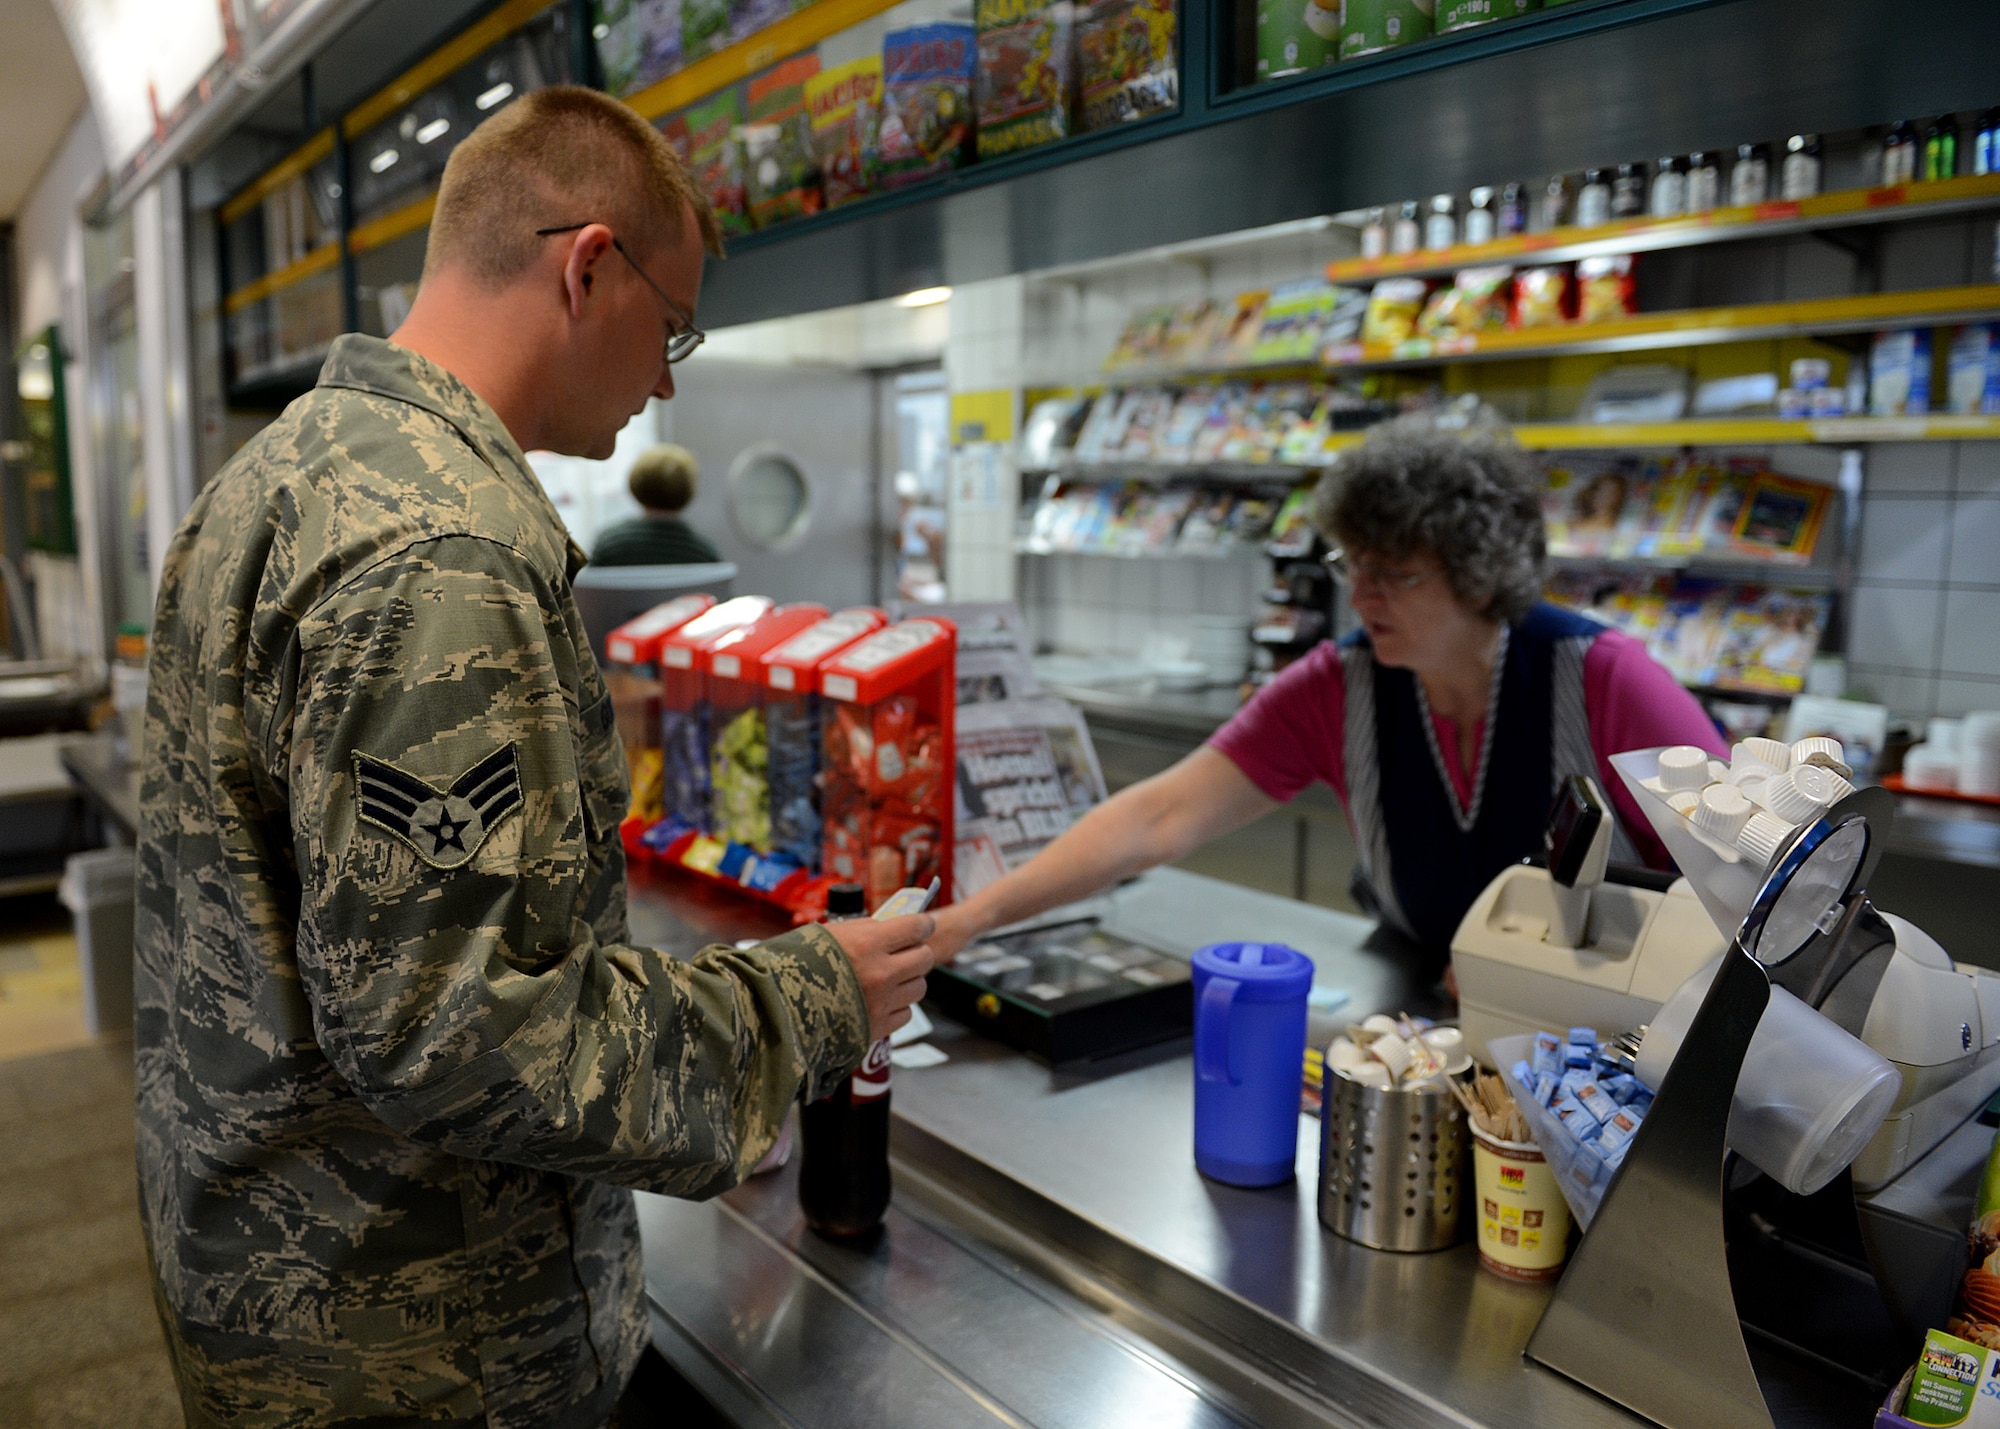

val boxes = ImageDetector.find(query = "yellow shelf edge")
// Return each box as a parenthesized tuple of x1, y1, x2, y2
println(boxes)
(348, 192, 440, 255)
(219, 130, 336, 227)
(343, 0, 560, 139)
(223, 242, 343, 314)
(625, 0, 909, 123)
(1325, 174, 2000, 285)
(1326, 283, 2000, 368)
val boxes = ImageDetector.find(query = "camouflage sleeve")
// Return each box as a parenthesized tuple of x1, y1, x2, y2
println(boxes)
(283, 533, 870, 1197)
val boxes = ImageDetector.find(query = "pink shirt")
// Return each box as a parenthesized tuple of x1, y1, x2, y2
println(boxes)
(1209, 628, 1727, 870)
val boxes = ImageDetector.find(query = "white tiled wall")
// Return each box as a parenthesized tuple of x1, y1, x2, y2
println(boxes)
(1846, 442, 2000, 720)
(1017, 550, 1268, 658)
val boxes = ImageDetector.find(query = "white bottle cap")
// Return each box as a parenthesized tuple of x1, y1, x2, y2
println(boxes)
(1342, 1061, 1393, 1089)
(1326, 1037, 1369, 1071)
(1360, 1013, 1400, 1036)
(1707, 760, 1730, 786)
(1420, 1026, 1465, 1055)
(1694, 783, 1753, 839)
(1762, 765, 1830, 823)
(1657, 744, 1711, 791)
(1728, 757, 1782, 789)
(1790, 735, 1844, 771)
(1734, 737, 1793, 772)
(1370, 1033, 1414, 1079)
(1666, 788, 1700, 815)
(1737, 810, 1795, 865)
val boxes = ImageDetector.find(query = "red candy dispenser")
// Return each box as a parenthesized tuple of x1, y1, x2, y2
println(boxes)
(603, 594, 714, 830)
(817, 618, 957, 910)
(657, 595, 773, 834)
(760, 608, 889, 871)
(701, 603, 830, 854)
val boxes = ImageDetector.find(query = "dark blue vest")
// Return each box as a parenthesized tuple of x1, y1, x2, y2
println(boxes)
(1341, 602, 1616, 956)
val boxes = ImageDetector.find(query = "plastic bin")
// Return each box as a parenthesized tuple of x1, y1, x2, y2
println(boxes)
(58, 847, 136, 1036)
(1490, 1032, 1619, 1230)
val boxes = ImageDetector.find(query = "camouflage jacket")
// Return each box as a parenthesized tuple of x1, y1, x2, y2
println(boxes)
(134, 334, 870, 1428)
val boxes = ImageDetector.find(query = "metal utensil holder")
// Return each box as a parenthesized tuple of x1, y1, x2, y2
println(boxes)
(1318, 1072, 1469, 1252)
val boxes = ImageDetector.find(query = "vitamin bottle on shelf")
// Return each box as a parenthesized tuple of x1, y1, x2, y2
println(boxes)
(1610, 162, 1648, 219)
(1463, 186, 1496, 245)
(1390, 200, 1421, 255)
(1575, 168, 1611, 227)
(1728, 142, 1770, 206)
(797, 882, 894, 1241)
(1424, 194, 1457, 250)
(1882, 120, 1919, 185)
(1781, 134, 1822, 200)
(1685, 151, 1720, 212)
(1649, 156, 1686, 218)
(1925, 116, 1958, 181)
(1359, 207, 1388, 260)
(1497, 181, 1528, 235)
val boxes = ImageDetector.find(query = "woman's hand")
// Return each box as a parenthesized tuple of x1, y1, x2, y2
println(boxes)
(927, 901, 988, 966)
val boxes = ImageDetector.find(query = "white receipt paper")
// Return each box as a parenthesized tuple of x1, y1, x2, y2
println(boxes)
(890, 1043, 950, 1070)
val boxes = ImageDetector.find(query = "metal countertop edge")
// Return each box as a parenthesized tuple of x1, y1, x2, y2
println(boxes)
(887, 1114, 1494, 1429)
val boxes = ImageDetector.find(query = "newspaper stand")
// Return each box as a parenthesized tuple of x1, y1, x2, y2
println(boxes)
(760, 608, 889, 872)
(604, 595, 714, 843)
(654, 596, 772, 842)
(818, 618, 957, 911)
(699, 603, 829, 856)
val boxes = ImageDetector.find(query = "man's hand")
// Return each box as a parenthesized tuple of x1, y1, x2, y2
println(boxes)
(824, 914, 937, 1042)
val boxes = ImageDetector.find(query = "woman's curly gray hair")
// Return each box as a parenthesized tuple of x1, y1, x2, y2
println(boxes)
(1312, 412, 1546, 623)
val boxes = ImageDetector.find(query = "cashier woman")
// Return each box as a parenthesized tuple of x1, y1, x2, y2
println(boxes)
(931, 416, 1727, 976)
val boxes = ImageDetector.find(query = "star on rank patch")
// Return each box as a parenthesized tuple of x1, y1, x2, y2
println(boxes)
(353, 745, 524, 868)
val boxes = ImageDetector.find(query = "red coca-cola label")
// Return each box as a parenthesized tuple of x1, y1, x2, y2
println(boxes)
(851, 1038, 892, 1099)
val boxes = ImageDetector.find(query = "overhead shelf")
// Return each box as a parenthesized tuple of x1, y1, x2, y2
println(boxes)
(349, 192, 440, 256)
(1323, 174, 2000, 286)
(222, 241, 343, 314)
(218, 130, 335, 227)
(340, 0, 560, 139)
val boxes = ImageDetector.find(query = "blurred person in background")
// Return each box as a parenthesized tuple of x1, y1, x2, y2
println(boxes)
(591, 441, 722, 565)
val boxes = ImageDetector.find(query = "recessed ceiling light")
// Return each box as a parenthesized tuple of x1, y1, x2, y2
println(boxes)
(369, 149, 399, 173)
(895, 286, 951, 308)
(415, 118, 451, 145)
(475, 81, 514, 111)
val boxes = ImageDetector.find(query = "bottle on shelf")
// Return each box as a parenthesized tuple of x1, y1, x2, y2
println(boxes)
(1780, 134, 1822, 200)
(1728, 142, 1771, 206)
(1463, 186, 1496, 245)
(1534, 173, 1573, 232)
(1359, 206, 1389, 260)
(1575, 168, 1611, 227)
(1649, 155, 1686, 218)
(797, 881, 894, 1242)
(1610, 161, 1648, 219)
(1976, 111, 2000, 176)
(1424, 193, 1458, 250)
(1925, 115, 1958, 181)
(1390, 199, 1422, 255)
(1882, 119, 1920, 185)
(1497, 181, 1528, 235)
(1685, 151, 1721, 212)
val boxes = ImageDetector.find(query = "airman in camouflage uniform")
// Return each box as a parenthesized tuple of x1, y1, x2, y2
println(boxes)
(134, 332, 873, 1426)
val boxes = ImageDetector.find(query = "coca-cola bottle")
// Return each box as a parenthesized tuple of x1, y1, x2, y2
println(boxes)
(798, 882, 893, 1241)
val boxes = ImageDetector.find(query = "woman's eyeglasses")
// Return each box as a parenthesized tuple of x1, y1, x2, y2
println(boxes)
(1322, 547, 1428, 592)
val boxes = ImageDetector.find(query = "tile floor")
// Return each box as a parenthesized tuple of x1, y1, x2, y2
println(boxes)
(0, 895, 181, 1427)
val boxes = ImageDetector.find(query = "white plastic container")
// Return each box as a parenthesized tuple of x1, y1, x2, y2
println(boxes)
(1635, 957, 1902, 1196)
(1609, 748, 1767, 939)
(58, 847, 137, 1035)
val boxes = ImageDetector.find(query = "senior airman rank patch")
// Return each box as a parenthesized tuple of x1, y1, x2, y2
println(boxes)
(353, 745, 523, 868)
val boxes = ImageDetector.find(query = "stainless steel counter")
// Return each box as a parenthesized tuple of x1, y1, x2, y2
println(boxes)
(627, 864, 1871, 1428)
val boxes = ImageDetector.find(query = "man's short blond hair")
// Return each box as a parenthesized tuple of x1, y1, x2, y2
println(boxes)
(424, 86, 722, 288)
(629, 445, 698, 512)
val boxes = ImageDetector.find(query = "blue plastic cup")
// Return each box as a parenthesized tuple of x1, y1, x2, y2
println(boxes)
(1191, 942, 1314, 1187)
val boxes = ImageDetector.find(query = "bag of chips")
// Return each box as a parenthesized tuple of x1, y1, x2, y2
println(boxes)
(975, 0, 1075, 159)
(1415, 265, 1512, 340)
(1076, 0, 1177, 132)
(685, 89, 750, 236)
(743, 55, 823, 228)
(681, 0, 732, 62)
(805, 56, 883, 207)
(879, 23, 977, 188)
(1512, 264, 1572, 328)
(1362, 277, 1429, 347)
(1577, 254, 1638, 325)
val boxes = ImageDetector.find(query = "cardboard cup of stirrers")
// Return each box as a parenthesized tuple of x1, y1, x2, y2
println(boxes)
(1449, 1068, 1532, 1144)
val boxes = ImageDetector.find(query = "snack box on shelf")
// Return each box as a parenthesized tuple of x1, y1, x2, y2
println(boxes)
(818, 617, 957, 911)
(760, 607, 891, 871)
